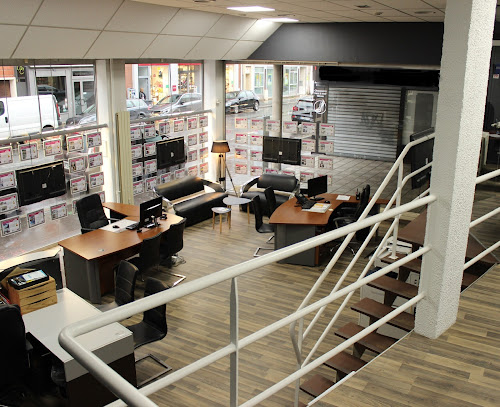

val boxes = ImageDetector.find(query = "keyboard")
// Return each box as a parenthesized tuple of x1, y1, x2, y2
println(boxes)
(301, 200, 316, 210)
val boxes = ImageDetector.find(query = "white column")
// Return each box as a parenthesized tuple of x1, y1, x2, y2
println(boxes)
(415, 0, 496, 338)
(272, 64, 283, 123)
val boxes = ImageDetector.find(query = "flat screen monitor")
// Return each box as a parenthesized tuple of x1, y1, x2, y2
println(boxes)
(409, 128, 434, 189)
(307, 175, 328, 201)
(157, 137, 185, 169)
(139, 196, 163, 228)
(281, 138, 301, 165)
(16, 160, 66, 206)
(262, 136, 280, 163)
(262, 136, 302, 165)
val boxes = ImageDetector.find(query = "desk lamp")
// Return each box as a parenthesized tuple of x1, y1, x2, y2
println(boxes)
(211, 140, 237, 194)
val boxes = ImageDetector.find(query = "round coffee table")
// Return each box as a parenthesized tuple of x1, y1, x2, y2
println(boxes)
(212, 207, 231, 233)
(223, 196, 252, 224)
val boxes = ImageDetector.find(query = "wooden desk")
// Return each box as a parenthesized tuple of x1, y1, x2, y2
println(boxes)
(398, 210, 497, 265)
(270, 193, 387, 266)
(23, 288, 136, 407)
(59, 203, 184, 303)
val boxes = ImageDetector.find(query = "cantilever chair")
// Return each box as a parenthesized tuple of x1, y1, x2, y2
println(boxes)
(128, 233, 162, 281)
(76, 193, 117, 234)
(252, 196, 274, 257)
(127, 277, 172, 388)
(159, 218, 187, 287)
(98, 260, 139, 312)
(263, 187, 277, 243)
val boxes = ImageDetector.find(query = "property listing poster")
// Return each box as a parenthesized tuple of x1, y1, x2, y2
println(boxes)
(235, 163, 248, 174)
(235, 117, 248, 129)
(0, 171, 15, 189)
(89, 172, 105, 188)
(0, 146, 13, 165)
(88, 152, 103, 168)
(173, 119, 185, 132)
(27, 209, 45, 228)
(133, 180, 144, 195)
(130, 126, 142, 141)
(19, 143, 38, 161)
(70, 176, 87, 194)
(266, 120, 280, 132)
(187, 150, 198, 162)
(235, 133, 248, 144)
(300, 171, 315, 183)
(145, 177, 157, 192)
(43, 139, 62, 157)
(0, 193, 18, 214)
(1, 216, 21, 237)
(250, 150, 262, 161)
(250, 118, 264, 131)
(235, 148, 248, 160)
(144, 159, 157, 174)
(69, 156, 86, 173)
(319, 123, 335, 137)
(250, 166, 263, 177)
(318, 140, 334, 154)
(98, 191, 105, 203)
(160, 172, 172, 184)
(282, 170, 296, 177)
(301, 155, 315, 167)
(87, 131, 102, 148)
(250, 135, 263, 145)
(175, 169, 185, 179)
(143, 124, 156, 139)
(132, 163, 143, 177)
(67, 135, 84, 152)
(199, 116, 209, 127)
(159, 121, 170, 135)
(131, 145, 143, 160)
(50, 203, 68, 220)
(188, 117, 198, 130)
(187, 166, 198, 177)
(302, 123, 316, 135)
(188, 134, 197, 146)
(144, 142, 156, 157)
(283, 121, 298, 134)
(199, 147, 209, 159)
(199, 132, 208, 143)
(200, 162, 208, 174)
(71, 199, 78, 215)
(301, 139, 315, 152)
(265, 168, 279, 174)
(318, 157, 333, 170)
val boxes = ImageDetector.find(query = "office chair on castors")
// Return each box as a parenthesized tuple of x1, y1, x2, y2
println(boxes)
(252, 196, 274, 257)
(127, 277, 172, 388)
(76, 193, 118, 234)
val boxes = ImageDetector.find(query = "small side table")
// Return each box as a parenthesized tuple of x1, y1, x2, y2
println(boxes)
(212, 207, 231, 233)
(223, 196, 252, 224)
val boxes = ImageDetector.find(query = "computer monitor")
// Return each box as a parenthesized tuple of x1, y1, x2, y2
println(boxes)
(307, 175, 327, 201)
(139, 196, 163, 228)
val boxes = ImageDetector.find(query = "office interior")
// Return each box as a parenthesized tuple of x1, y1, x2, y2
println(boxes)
(0, 1, 499, 406)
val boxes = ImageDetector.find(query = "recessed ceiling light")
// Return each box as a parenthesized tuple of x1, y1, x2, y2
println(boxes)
(193, 0, 215, 3)
(356, 5, 371, 8)
(227, 6, 275, 12)
(262, 17, 299, 23)
(414, 10, 435, 15)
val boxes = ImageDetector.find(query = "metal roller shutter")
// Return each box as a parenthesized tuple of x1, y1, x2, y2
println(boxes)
(327, 86, 402, 161)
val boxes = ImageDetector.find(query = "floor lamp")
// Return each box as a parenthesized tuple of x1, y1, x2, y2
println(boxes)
(211, 140, 237, 195)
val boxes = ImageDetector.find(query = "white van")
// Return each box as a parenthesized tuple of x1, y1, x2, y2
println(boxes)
(0, 95, 61, 140)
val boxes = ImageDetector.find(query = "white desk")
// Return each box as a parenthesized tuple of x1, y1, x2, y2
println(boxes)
(23, 289, 136, 406)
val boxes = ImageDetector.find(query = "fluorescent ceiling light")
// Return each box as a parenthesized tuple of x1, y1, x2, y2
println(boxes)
(227, 6, 275, 12)
(262, 17, 299, 22)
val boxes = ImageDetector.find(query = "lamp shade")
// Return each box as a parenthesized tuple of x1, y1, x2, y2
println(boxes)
(211, 140, 230, 153)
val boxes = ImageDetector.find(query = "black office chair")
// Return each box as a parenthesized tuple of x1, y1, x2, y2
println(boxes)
(76, 193, 116, 234)
(128, 233, 162, 281)
(127, 277, 172, 388)
(264, 186, 278, 216)
(98, 260, 139, 312)
(252, 196, 274, 257)
(159, 218, 187, 287)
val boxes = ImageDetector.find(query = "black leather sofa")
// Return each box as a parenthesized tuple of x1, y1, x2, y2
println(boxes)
(154, 176, 227, 226)
(240, 173, 299, 216)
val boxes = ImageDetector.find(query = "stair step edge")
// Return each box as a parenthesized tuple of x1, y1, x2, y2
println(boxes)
(351, 298, 415, 331)
(367, 275, 418, 299)
(300, 374, 335, 398)
(335, 322, 397, 354)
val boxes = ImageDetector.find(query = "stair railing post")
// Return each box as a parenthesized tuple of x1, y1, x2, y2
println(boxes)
(390, 163, 404, 259)
(230, 277, 239, 407)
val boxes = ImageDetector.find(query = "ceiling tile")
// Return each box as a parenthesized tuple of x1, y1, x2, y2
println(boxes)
(330, 0, 391, 10)
(241, 20, 280, 41)
(0, 0, 42, 25)
(422, 0, 447, 8)
(86, 31, 157, 59)
(32, 0, 123, 30)
(141, 34, 200, 58)
(421, 16, 445, 22)
(373, 0, 431, 8)
(206, 15, 256, 40)
(184, 37, 236, 59)
(105, 1, 178, 33)
(13, 27, 100, 59)
(385, 16, 425, 22)
(162, 9, 221, 36)
(223, 40, 263, 60)
(360, 9, 412, 17)
(0, 25, 27, 59)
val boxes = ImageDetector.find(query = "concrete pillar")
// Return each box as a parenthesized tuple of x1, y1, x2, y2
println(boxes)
(272, 64, 283, 123)
(415, 0, 496, 338)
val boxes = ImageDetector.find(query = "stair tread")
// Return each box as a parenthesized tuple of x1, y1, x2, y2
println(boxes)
(351, 298, 415, 331)
(380, 255, 422, 274)
(368, 275, 418, 299)
(324, 351, 366, 374)
(335, 322, 397, 354)
(300, 374, 334, 398)
(462, 272, 480, 289)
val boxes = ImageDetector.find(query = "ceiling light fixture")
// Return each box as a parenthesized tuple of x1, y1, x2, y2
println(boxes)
(193, 0, 215, 3)
(414, 10, 435, 15)
(227, 6, 275, 12)
(262, 17, 299, 23)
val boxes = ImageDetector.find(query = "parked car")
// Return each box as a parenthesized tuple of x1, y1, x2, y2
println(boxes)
(65, 98, 151, 126)
(225, 90, 260, 114)
(291, 97, 315, 124)
(150, 93, 202, 116)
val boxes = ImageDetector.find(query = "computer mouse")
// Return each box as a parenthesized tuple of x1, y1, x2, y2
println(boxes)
(112, 225, 119, 229)
(324, 200, 330, 204)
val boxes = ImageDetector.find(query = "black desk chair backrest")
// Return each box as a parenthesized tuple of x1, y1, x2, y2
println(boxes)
(76, 193, 109, 233)
(264, 187, 277, 216)
(129, 233, 162, 279)
(99, 260, 139, 312)
(252, 195, 271, 233)
(161, 218, 186, 258)
(353, 184, 370, 220)
(0, 304, 29, 386)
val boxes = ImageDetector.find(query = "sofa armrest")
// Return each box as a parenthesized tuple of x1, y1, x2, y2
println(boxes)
(202, 179, 224, 193)
(241, 176, 259, 194)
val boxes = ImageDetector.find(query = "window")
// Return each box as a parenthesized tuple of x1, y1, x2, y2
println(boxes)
(0, 101, 4, 116)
